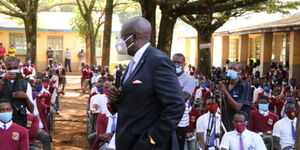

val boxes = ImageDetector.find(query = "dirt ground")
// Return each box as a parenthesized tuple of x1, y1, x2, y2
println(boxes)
(52, 75, 89, 150)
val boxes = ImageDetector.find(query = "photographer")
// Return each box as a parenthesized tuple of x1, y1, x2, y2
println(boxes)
(0, 57, 34, 128)
(217, 62, 252, 131)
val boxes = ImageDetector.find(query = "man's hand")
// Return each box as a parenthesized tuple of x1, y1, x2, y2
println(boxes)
(13, 91, 28, 99)
(3, 72, 15, 83)
(100, 133, 114, 140)
(108, 86, 120, 103)
(217, 82, 227, 92)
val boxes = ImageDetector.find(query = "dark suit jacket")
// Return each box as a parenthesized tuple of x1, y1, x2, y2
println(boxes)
(116, 45, 185, 150)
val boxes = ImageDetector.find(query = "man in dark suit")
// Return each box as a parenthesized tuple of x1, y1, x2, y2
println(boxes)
(108, 17, 185, 150)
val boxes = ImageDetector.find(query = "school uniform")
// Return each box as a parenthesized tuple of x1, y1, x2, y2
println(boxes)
(249, 110, 279, 133)
(220, 129, 267, 150)
(92, 112, 118, 150)
(35, 88, 51, 132)
(273, 117, 297, 149)
(0, 120, 29, 150)
(26, 114, 39, 144)
(89, 93, 108, 114)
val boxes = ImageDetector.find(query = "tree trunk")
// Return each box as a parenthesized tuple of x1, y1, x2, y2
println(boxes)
(85, 37, 91, 64)
(140, 0, 156, 46)
(157, 12, 177, 56)
(197, 29, 212, 77)
(90, 35, 97, 65)
(23, 14, 37, 64)
(101, 0, 113, 67)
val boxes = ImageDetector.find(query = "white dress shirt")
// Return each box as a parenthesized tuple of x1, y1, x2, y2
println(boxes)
(178, 102, 190, 127)
(220, 129, 267, 150)
(105, 112, 118, 134)
(89, 94, 108, 114)
(0, 120, 13, 130)
(123, 42, 150, 82)
(196, 112, 222, 150)
(273, 117, 297, 149)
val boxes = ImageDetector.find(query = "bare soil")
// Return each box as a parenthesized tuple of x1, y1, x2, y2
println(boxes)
(52, 75, 89, 150)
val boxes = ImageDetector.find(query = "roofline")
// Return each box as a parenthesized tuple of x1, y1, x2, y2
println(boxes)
(0, 27, 120, 34)
(213, 25, 300, 36)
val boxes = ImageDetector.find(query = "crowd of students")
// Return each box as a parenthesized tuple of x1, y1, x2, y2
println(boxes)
(0, 57, 65, 150)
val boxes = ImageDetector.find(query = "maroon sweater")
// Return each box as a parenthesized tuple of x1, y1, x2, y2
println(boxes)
(248, 110, 279, 133)
(26, 114, 39, 144)
(0, 123, 29, 150)
(187, 107, 202, 133)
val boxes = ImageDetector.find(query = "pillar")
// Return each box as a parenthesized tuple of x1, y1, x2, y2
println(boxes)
(221, 36, 229, 67)
(289, 31, 300, 82)
(185, 38, 191, 67)
(238, 34, 249, 65)
(259, 32, 273, 77)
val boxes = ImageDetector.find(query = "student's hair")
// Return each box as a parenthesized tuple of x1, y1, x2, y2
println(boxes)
(234, 111, 248, 121)
(0, 98, 12, 108)
(284, 101, 298, 111)
(173, 53, 185, 62)
(4, 56, 20, 65)
(259, 95, 269, 102)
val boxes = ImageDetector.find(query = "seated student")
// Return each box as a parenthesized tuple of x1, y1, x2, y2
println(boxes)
(90, 85, 108, 115)
(92, 100, 118, 150)
(269, 86, 285, 117)
(0, 98, 29, 150)
(26, 114, 39, 150)
(220, 111, 267, 150)
(196, 96, 221, 150)
(273, 101, 298, 150)
(249, 95, 279, 149)
(34, 79, 52, 150)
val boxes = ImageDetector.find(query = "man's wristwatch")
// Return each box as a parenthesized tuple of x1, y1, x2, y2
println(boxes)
(149, 135, 156, 145)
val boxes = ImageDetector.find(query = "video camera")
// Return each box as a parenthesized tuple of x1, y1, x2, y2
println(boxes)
(211, 67, 229, 85)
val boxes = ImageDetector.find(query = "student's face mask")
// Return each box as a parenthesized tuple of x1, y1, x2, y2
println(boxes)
(0, 112, 12, 123)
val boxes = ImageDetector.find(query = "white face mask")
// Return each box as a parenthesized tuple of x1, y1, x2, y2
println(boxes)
(7, 69, 20, 73)
(115, 34, 135, 55)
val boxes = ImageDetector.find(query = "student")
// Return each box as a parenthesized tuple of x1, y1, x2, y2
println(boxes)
(249, 95, 279, 149)
(26, 114, 39, 150)
(92, 99, 118, 150)
(220, 111, 267, 150)
(34, 79, 52, 150)
(0, 98, 29, 150)
(197, 97, 222, 150)
(273, 101, 298, 150)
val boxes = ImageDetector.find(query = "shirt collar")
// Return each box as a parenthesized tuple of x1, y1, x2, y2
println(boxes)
(132, 42, 150, 64)
(0, 120, 13, 130)
(106, 111, 118, 118)
(259, 110, 269, 116)
(234, 129, 249, 136)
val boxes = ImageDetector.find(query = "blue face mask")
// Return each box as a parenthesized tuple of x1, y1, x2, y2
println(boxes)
(258, 104, 269, 111)
(175, 64, 183, 74)
(0, 112, 12, 123)
(35, 84, 43, 92)
(263, 86, 271, 93)
(97, 87, 104, 93)
(226, 69, 238, 80)
(282, 81, 288, 86)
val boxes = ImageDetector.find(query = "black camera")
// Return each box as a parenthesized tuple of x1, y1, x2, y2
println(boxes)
(14, 104, 27, 116)
(211, 67, 229, 84)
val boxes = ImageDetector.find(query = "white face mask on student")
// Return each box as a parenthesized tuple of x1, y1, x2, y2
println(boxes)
(115, 34, 135, 55)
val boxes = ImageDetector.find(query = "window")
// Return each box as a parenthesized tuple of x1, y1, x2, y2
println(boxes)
(9, 33, 27, 55)
(47, 36, 63, 51)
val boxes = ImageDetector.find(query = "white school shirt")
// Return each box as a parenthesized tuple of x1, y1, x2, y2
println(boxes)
(196, 112, 221, 150)
(89, 94, 108, 114)
(0, 120, 13, 130)
(105, 112, 118, 134)
(273, 117, 297, 149)
(220, 129, 267, 150)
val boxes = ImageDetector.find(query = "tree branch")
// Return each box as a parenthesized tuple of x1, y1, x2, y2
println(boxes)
(0, 10, 22, 18)
(176, 0, 268, 16)
(0, 0, 23, 17)
(94, 11, 105, 37)
(38, 2, 78, 12)
(76, 0, 87, 20)
(180, 15, 196, 27)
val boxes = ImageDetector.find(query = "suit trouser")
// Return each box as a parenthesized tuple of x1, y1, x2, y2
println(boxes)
(65, 59, 72, 72)
(176, 126, 188, 150)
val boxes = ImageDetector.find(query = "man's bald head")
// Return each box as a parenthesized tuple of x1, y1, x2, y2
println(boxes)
(121, 17, 152, 42)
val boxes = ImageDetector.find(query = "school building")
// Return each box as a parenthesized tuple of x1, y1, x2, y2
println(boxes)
(0, 12, 129, 72)
(173, 11, 300, 82)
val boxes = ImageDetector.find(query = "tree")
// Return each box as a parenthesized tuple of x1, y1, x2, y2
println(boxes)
(154, 0, 269, 57)
(134, 0, 157, 46)
(74, 0, 105, 65)
(101, 0, 114, 67)
(0, 0, 77, 64)
(180, 0, 300, 75)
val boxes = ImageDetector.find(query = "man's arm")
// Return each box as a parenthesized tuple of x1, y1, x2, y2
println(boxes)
(219, 83, 243, 111)
(197, 132, 205, 149)
(147, 56, 185, 146)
